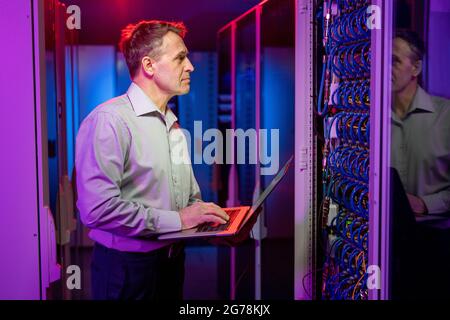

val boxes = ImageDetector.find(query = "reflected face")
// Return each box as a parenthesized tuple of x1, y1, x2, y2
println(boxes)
(392, 38, 420, 93)
(152, 31, 194, 97)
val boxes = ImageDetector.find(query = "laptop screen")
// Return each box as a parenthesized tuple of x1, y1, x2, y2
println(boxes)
(249, 155, 293, 214)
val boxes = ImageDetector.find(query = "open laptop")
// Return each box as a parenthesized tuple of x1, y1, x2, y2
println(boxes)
(158, 155, 293, 240)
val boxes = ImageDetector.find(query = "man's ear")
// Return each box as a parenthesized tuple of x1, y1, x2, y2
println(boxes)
(413, 59, 423, 77)
(141, 56, 154, 76)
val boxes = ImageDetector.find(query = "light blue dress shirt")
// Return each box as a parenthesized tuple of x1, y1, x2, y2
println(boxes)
(75, 82, 202, 252)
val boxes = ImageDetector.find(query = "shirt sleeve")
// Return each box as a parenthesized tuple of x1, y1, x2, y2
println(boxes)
(75, 111, 181, 237)
(422, 188, 450, 214)
(188, 164, 203, 205)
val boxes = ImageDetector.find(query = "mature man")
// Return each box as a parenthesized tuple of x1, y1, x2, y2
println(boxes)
(75, 20, 229, 300)
(391, 30, 450, 216)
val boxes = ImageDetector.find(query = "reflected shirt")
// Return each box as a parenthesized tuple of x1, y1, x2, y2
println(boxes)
(75, 82, 201, 252)
(391, 86, 450, 214)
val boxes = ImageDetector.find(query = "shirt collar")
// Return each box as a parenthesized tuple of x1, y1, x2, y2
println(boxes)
(409, 86, 435, 114)
(165, 108, 179, 130)
(392, 86, 435, 124)
(126, 82, 179, 129)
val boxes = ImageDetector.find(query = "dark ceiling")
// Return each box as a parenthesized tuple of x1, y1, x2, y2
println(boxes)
(61, 0, 262, 51)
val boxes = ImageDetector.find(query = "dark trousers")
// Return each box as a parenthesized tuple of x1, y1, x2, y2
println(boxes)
(91, 242, 185, 300)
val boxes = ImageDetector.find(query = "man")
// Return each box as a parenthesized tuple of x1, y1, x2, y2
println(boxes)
(75, 20, 229, 300)
(391, 30, 450, 216)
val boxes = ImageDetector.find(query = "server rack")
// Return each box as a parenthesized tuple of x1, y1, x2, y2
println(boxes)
(295, 0, 393, 300)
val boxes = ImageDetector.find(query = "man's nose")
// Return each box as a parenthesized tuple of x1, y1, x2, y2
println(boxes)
(185, 57, 194, 72)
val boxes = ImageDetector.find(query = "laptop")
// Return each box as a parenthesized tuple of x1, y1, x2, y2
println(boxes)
(158, 155, 293, 240)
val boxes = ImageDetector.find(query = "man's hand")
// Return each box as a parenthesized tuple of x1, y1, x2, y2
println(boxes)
(179, 202, 229, 230)
(407, 193, 428, 216)
(208, 207, 263, 247)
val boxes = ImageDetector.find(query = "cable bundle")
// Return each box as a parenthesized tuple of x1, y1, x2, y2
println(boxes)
(337, 0, 370, 12)
(318, 0, 371, 300)
(330, 44, 371, 79)
(329, 145, 369, 180)
(329, 7, 370, 44)
(328, 112, 370, 144)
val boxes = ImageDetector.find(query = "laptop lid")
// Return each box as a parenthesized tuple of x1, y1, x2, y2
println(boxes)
(240, 155, 293, 227)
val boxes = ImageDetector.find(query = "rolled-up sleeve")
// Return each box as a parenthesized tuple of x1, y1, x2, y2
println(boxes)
(75, 112, 181, 237)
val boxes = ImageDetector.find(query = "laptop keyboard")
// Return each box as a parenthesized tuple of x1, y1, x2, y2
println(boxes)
(196, 209, 241, 233)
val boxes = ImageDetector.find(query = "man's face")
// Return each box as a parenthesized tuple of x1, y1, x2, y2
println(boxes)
(392, 38, 420, 93)
(151, 31, 194, 97)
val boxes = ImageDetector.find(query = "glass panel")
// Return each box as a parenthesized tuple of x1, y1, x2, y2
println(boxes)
(236, 13, 257, 205)
(217, 28, 233, 207)
(390, 0, 450, 299)
(260, 0, 295, 299)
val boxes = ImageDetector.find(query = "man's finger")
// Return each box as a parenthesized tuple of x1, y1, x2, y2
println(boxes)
(202, 205, 229, 221)
(203, 214, 227, 224)
(206, 202, 226, 212)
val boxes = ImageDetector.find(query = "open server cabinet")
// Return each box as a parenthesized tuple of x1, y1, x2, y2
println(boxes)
(216, 0, 393, 300)
(295, 0, 393, 300)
